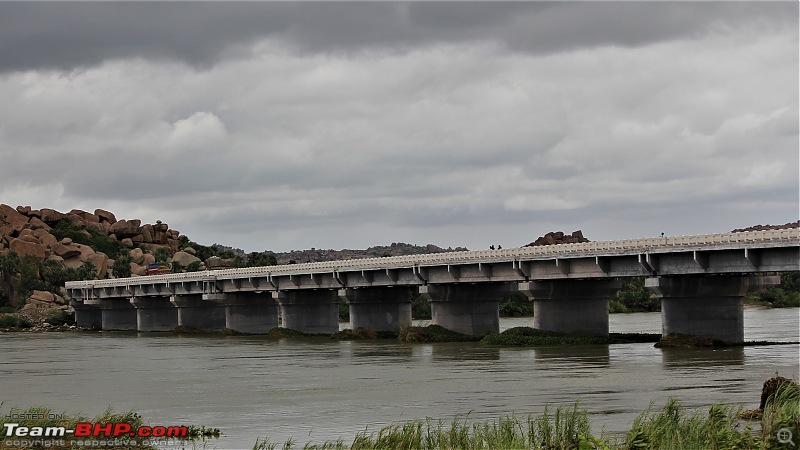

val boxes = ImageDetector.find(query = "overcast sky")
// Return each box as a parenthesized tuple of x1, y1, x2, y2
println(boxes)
(1, 2, 797, 253)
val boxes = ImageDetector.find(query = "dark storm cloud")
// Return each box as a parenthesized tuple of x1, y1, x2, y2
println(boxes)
(0, 2, 795, 73)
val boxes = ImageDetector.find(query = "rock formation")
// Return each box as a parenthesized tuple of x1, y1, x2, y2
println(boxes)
(524, 230, 590, 247)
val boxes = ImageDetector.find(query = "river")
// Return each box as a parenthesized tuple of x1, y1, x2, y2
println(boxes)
(1, 307, 798, 449)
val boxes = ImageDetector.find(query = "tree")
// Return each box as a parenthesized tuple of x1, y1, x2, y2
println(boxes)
(0, 251, 21, 306)
(185, 261, 203, 272)
(154, 247, 172, 263)
(112, 254, 132, 278)
(247, 252, 277, 267)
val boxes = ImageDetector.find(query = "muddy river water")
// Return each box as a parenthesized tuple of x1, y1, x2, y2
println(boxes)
(1, 308, 798, 449)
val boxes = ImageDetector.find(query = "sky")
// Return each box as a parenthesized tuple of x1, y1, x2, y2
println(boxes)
(0, 2, 797, 253)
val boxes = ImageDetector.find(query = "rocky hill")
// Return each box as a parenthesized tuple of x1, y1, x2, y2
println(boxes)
(731, 221, 799, 233)
(524, 230, 590, 247)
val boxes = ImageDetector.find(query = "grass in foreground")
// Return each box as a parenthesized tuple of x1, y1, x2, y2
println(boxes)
(253, 378, 799, 450)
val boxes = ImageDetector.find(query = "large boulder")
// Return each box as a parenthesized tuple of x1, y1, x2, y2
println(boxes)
(39, 208, 67, 224)
(9, 237, 47, 260)
(130, 263, 147, 276)
(33, 228, 58, 249)
(142, 253, 156, 266)
(94, 209, 117, 224)
(171, 251, 201, 267)
(53, 242, 81, 259)
(87, 253, 109, 279)
(0, 204, 30, 233)
(70, 209, 100, 224)
(110, 219, 142, 239)
(129, 248, 145, 265)
(28, 217, 50, 231)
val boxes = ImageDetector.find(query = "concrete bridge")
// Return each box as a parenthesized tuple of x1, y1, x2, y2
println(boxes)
(65, 229, 799, 343)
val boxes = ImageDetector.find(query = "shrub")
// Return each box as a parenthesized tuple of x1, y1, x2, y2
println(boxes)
(610, 278, 660, 313)
(45, 310, 74, 326)
(185, 261, 203, 272)
(50, 220, 128, 259)
(112, 254, 132, 278)
(153, 247, 172, 263)
(499, 293, 534, 317)
(411, 295, 431, 319)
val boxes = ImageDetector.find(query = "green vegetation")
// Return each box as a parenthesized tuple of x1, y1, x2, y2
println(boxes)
(16, 255, 95, 304)
(0, 251, 21, 307)
(153, 247, 171, 263)
(499, 292, 534, 317)
(247, 251, 278, 267)
(338, 300, 350, 321)
(177, 235, 237, 263)
(0, 314, 32, 328)
(609, 277, 660, 313)
(398, 324, 482, 343)
(252, 377, 799, 450)
(481, 327, 660, 346)
(747, 272, 800, 308)
(411, 295, 431, 319)
(330, 327, 401, 340)
(112, 252, 132, 278)
(185, 261, 203, 272)
(50, 220, 128, 259)
(265, 327, 324, 338)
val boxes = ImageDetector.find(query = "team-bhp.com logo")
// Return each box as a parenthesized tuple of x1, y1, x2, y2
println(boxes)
(4, 422, 188, 438)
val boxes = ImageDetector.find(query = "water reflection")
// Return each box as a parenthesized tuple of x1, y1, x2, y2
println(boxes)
(431, 343, 501, 361)
(533, 345, 611, 367)
(660, 347, 746, 367)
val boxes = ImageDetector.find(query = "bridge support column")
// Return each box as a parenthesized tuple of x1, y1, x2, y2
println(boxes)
(421, 283, 513, 336)
(100, 298, 138, 331)
(273, 290, 339, 334)
(522, 280, 620, 337)
(215, 293, 279, 334)
(646, 276, 749, 344)
(70, 300, 102, 329)
(170, 295, 226, 332)
(339, 287, 413, 332)
(131, 297, 178, 332)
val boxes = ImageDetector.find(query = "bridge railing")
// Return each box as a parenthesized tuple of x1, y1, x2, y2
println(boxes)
(65, 229, 798, 289)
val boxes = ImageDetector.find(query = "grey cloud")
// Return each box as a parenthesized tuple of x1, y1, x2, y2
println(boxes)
(0, 2, 795, 73)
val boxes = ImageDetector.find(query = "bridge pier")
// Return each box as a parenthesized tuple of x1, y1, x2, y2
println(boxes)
(521, 280, 620, 337)
(217, 293, 280, 334)
(421, 283, 513, 336)
(170, 295, 227, 332)
(70, 300, 102, 329)
(131, 297, 178, 332)
(339, 287, 413, 332)
(646, 276, 749, 344)
(274, 290, 339, 334)
(101, 298, 138, 331)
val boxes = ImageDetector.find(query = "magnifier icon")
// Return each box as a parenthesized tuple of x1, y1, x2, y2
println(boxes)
(778, 428, 796, 447)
